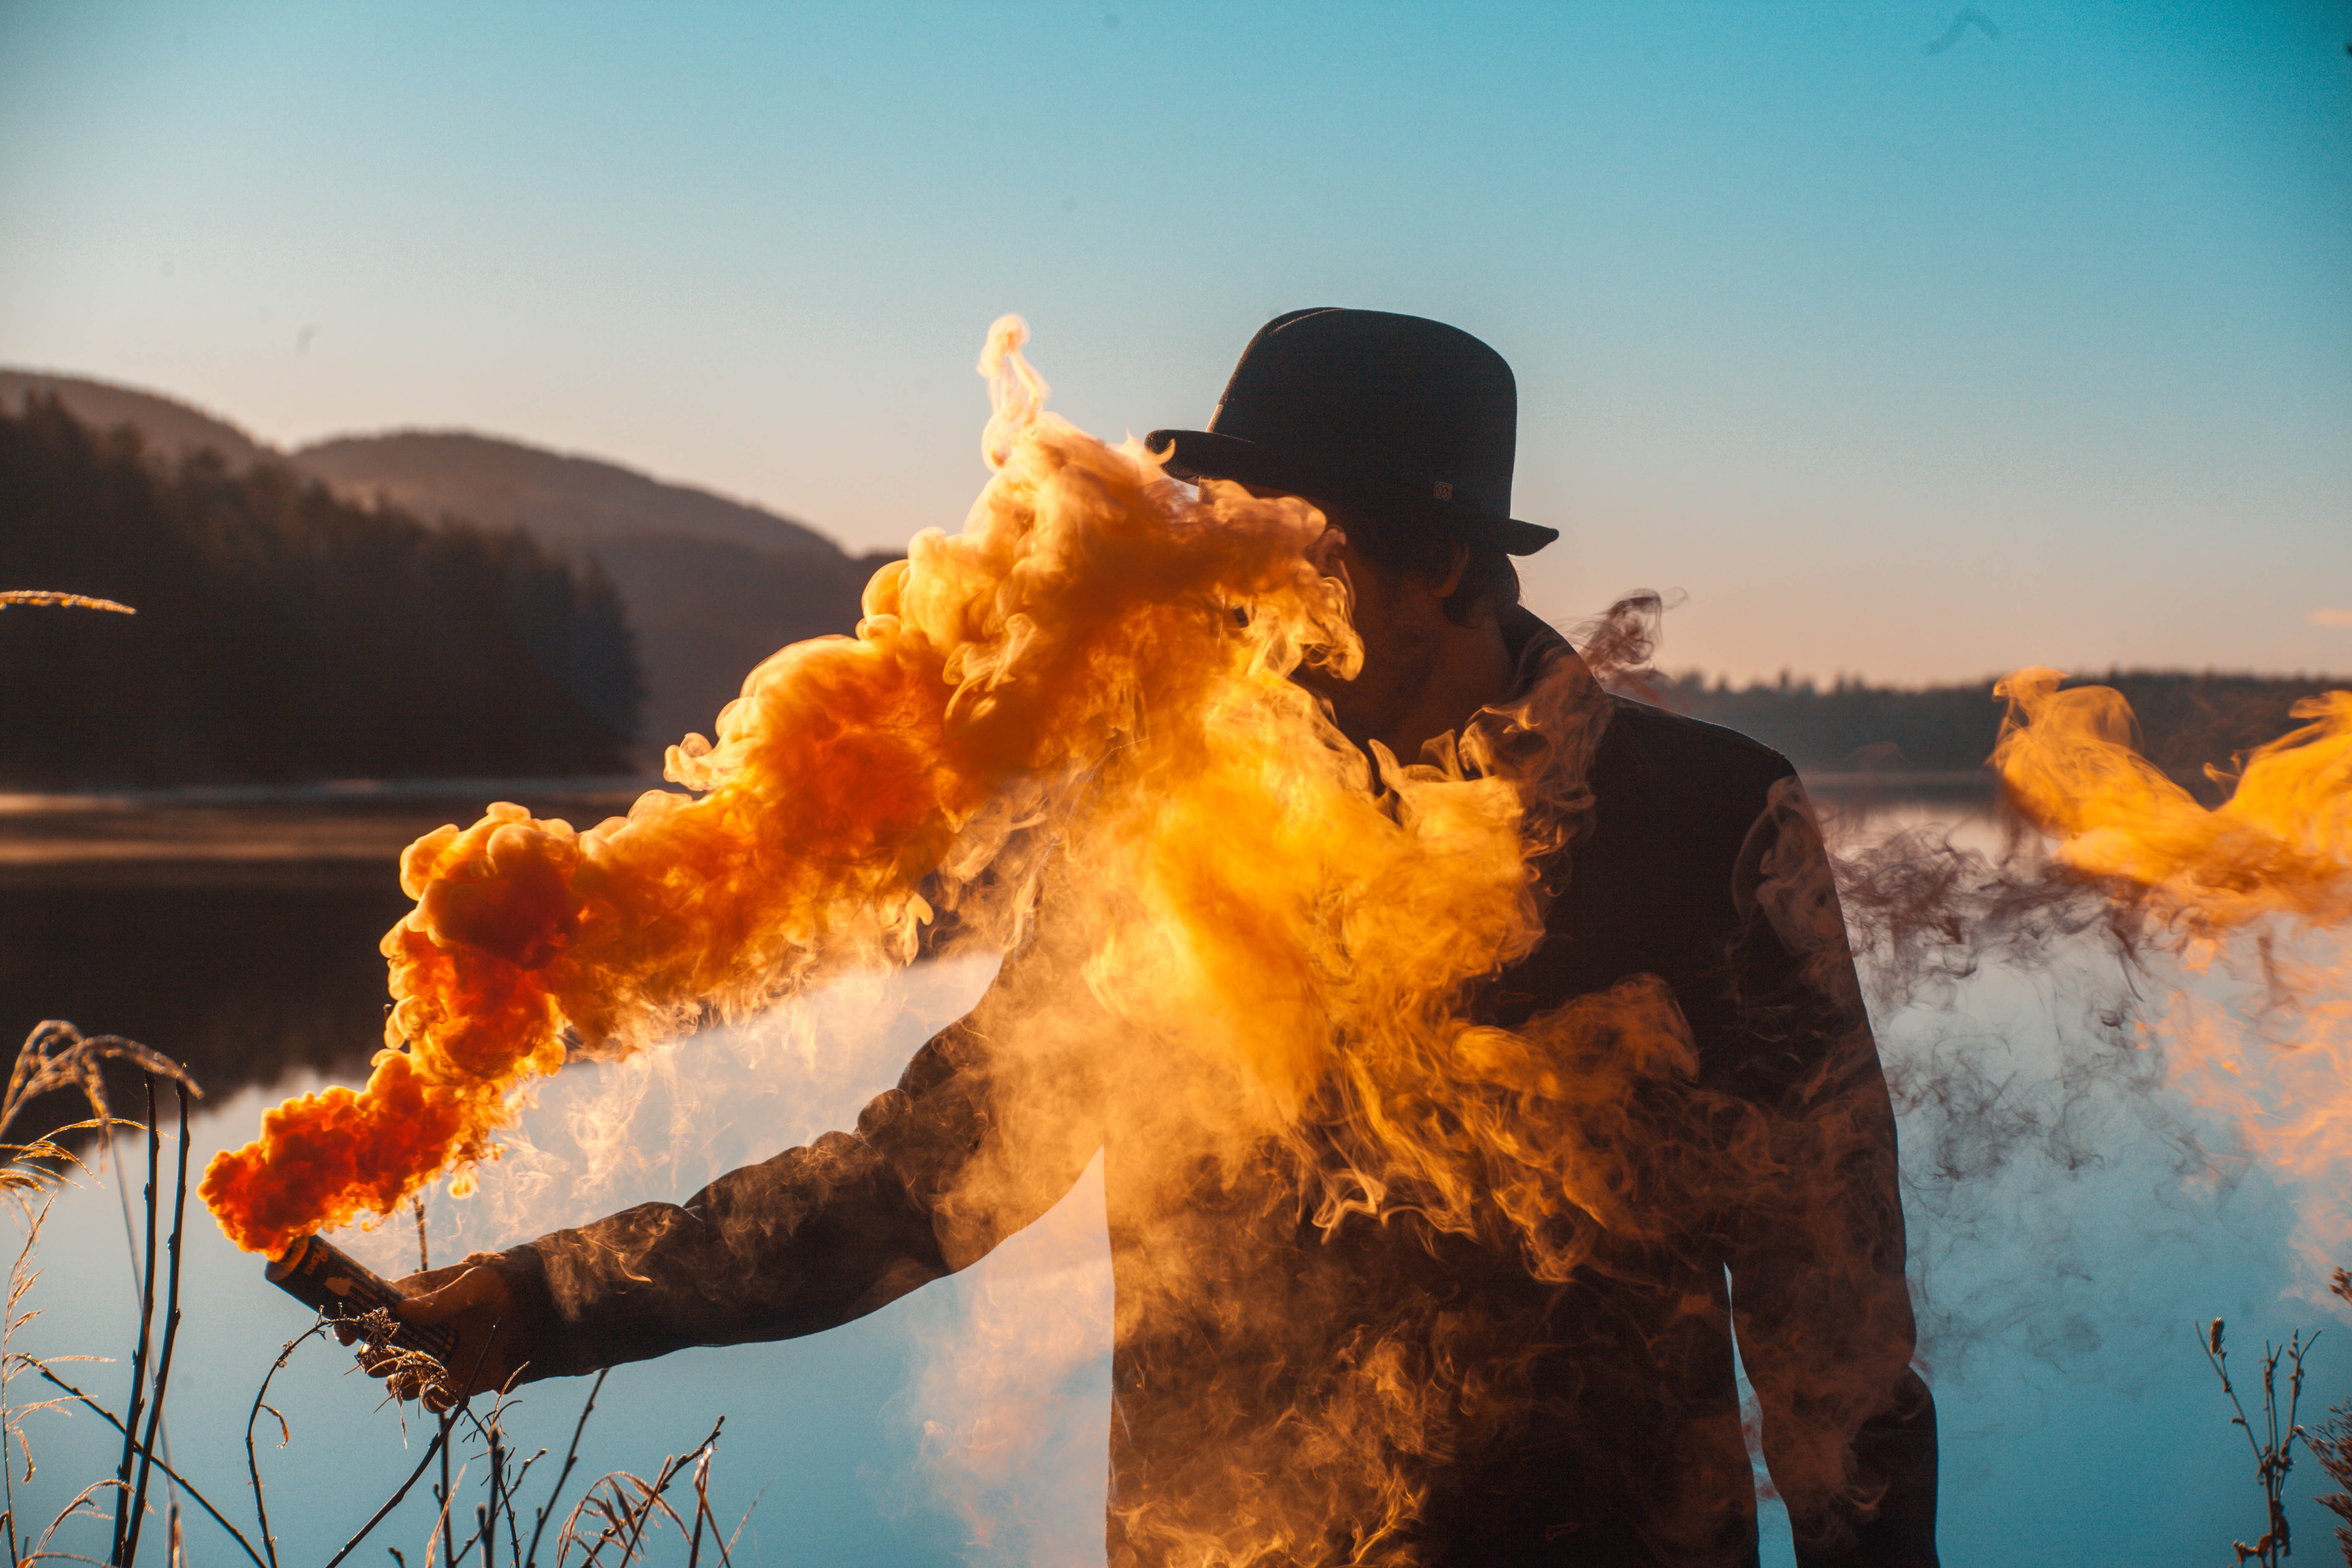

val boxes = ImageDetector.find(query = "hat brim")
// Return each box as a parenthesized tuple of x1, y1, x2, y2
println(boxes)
(1146, 429, 1559, 556)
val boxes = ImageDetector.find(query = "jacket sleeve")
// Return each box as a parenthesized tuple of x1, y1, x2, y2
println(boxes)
(1720, 773, 1939, 1568)
(499, 957, 1109, 1382)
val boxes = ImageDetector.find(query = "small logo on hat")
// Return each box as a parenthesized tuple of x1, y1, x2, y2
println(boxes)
(1433, 481, 1453, 501)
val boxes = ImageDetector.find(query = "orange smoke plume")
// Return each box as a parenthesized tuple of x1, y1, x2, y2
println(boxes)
(1994, 668, 2352, 935)
(201, 318, 1385, 1256)
(187, 314, 2352, 1556)
(1990, 668, 2352, 1261)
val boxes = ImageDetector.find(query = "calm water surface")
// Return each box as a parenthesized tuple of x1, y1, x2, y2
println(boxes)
(4, 785, 2343, 1565)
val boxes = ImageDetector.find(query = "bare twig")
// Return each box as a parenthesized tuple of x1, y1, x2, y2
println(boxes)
(487, 1418, 507, 1568)
(107, 1079, 160, 1568)
(684, 1451, 709, 1568)
(30, 1367, 265, 1568)
(2202, 1317, 2323, 1568)
(2309, 1268, 2352, 1567)
(421, 1459, 466, 1568)
(123, 1084, 192, 1566)
(437, 1408, 460, 1568)
(319, 1423, 453, 1568)
(413, 1201, 459, 1568)
(524, 1372, 606, 1568)
(682, 1448, 747, 1568)
(245, 1322, 328, 1568)
(501, 1445, 544, 1568)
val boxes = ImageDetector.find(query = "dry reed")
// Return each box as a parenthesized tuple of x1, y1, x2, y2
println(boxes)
(0, 1023, 753, 1566)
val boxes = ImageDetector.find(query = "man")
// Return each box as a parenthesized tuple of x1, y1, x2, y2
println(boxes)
(385, 310, 1939, 1565)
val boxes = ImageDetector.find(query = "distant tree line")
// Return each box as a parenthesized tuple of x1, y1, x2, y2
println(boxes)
(0, 396, 640, 786)
(1658, 667, 2345, 797)
(9, 386, 2335, 795)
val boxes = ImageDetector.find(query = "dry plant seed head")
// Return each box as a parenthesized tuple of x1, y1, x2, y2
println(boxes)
(0, 590, 136, 614)
(4, 1022, 201, 1148)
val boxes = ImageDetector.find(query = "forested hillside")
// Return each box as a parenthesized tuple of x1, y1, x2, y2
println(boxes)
(3, 370, 887, 750)
(289, 433, 888, 750)
(0, 397, 640, 786)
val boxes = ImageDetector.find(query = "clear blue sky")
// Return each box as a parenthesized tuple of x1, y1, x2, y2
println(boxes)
(3, 0, 2347, 686)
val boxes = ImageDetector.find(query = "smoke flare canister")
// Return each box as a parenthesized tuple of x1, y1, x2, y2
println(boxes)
(265, 1234, 456, 1364)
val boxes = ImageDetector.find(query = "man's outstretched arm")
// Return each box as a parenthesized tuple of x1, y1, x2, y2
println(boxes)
(1722, 774, 1939, 1568)
(390, 960, 1109, 1399)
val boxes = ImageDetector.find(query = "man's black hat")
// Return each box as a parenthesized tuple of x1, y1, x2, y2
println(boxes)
(1147, 308, 1557, 556)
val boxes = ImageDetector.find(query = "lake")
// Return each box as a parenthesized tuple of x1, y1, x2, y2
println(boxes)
(5, 782, 2345, 1565)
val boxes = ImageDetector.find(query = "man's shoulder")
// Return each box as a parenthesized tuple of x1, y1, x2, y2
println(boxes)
(1602, 693, 1797, 812)
(1501, 610, 1798, 817)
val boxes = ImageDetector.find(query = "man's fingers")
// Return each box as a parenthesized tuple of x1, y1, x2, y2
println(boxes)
(345, 1257, 516, 1404)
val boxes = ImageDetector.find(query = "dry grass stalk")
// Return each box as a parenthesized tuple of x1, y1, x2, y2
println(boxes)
(2311, 1269, 2352, 1566)
(551, 1419, 722, 1568)
(0, 590, 136, 614)
(2203, 1314, 2326, 1566)
(1, 1015, 758, 1568)
(0, 1023, 209, 1568)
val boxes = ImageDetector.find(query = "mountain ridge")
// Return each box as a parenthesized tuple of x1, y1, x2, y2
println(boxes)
(0, 369, 271, 470)
(0, 369, 838, 553)
(290, 428, 841, 556)
(1, 395, 638, 786)
(1, 368, 880, 753)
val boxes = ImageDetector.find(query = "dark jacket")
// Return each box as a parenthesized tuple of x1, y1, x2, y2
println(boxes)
(501, 610, 1938, 1567)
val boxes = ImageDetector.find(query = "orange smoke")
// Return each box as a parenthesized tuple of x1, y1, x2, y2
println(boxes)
(1994, 668, 2352, 935)
(1991, 667, 2352, 1262)
(202, 317, 1382, 1256)
(187, 313, 2352, 1556)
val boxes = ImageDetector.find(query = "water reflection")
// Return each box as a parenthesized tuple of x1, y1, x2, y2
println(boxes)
(0, 776, 2003, 1130)
(0, 783, 663, 1132)
(5, 779, 2343, 1568)
(1, 781, 997, 1566)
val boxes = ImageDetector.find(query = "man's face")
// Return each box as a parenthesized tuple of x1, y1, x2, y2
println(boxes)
(1282, 505, 1460, 750)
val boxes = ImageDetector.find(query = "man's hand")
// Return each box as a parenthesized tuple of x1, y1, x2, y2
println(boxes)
(341, 1252, 532, 1411)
